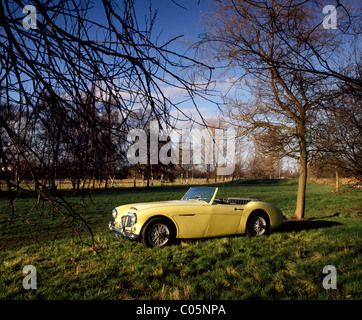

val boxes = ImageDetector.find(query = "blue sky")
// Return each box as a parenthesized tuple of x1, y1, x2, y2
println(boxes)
(137, 0, 209, 43)
(133, 0, 227, 125)
(12, 0, 223, 126)
(87, 0, 224, 126)
(89, 0, 209, 42)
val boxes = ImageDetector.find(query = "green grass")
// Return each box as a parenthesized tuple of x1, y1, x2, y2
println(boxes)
(0, 179, 361, 300)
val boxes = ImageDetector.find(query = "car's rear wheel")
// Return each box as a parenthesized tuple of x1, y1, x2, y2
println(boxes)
(246, 211, 270, 237)
(141, 218, 176, 248)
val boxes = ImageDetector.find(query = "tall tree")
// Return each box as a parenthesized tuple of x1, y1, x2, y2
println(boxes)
(198, 0, 360, 219)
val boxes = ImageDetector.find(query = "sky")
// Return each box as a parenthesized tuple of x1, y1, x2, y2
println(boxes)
(136, 0, 236, 126)
(137, 0, 209, 43)
(87, 0, 226, 126)
(16, 0, 357, 130)
(10, 0, 228, 126)
(138, 0, 223, 125)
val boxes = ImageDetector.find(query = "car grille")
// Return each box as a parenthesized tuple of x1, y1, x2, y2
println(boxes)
(121, 215, 133, 228)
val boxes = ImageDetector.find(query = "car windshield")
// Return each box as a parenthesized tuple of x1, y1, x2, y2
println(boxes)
(181, 187, 217, 204)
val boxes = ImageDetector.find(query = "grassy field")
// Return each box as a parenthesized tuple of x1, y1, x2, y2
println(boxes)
(0, 179, 361, 300)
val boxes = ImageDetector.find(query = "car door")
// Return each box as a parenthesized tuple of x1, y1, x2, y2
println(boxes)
(205, 204, 243, 237)
(172, 204, 213, 238)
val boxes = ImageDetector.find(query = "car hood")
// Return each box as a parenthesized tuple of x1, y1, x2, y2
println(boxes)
(117, 199, 206, 212)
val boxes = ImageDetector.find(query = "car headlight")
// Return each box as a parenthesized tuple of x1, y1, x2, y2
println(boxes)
(112, 208, 117, 218)
(130, 212, 137, 225)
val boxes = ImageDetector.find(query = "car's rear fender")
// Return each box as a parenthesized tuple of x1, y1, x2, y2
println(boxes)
(237, 201, 283, 234)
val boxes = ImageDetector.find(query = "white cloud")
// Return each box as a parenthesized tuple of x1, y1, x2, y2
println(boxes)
(170, 106, 221, 128)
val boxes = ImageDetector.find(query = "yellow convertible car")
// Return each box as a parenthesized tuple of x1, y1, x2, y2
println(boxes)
(109, 187, 285, 247)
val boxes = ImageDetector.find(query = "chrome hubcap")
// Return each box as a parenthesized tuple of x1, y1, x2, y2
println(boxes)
(148, 223, 170, 247)
(251, 216, 267, 236)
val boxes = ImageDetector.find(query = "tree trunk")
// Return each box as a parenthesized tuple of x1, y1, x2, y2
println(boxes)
(294, 141, 307, 220)
(206, 164, 210, 183)
(146, 162, 150, 188)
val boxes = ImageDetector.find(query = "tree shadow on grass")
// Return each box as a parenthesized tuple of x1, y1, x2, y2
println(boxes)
(276, 219, 342, 233)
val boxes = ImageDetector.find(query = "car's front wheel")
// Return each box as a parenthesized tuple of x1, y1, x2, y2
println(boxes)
(141, 218, 176, 248)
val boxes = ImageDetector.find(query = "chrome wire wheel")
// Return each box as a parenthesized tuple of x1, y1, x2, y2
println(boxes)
(249, 216, 267, 236)
(147, 223, 171, 247)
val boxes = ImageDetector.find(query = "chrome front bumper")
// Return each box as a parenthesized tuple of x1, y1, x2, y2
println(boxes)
(108, 221, 140, 239)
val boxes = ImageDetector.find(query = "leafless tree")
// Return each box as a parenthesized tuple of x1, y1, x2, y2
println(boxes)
(0, 0, 211, 248)
(197, 0, 361, 219)
(312, 76, 362, 187)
